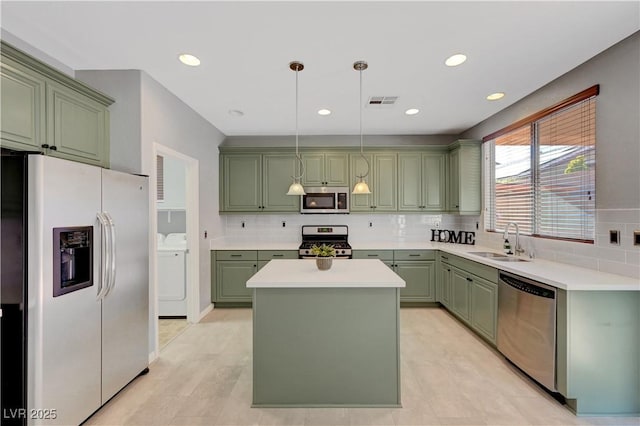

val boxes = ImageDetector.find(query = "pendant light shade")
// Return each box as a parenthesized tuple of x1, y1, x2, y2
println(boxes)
(287, 61, 306, 196)
(352, 60, 371, 195)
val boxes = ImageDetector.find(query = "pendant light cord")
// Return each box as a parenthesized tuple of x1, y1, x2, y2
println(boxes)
(293, 65, 304, 181)
(357, 63, 370, 180)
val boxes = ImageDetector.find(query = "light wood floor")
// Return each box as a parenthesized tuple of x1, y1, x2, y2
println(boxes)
(158, 318, 190, 348)
(86, 308, 638, 426)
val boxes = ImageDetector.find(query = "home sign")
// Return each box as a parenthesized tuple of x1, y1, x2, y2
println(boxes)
(430, 229, 475, 245)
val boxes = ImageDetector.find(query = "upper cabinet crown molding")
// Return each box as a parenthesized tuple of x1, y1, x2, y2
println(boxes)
(0, 40, 114, 107)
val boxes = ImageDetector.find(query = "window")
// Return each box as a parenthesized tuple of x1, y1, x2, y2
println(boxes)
(156, 155, 164, 201)
(484, 86, 597, 242)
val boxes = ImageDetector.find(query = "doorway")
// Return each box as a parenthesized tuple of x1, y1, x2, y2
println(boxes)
(152, 143, 200, 353)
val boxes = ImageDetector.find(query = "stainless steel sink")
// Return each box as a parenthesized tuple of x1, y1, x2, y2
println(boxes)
(494, 257, 529, 262)
(469, 251, 529, 262)
(469, 251, 508, 258)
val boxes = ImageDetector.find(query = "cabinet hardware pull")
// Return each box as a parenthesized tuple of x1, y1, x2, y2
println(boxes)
(441, 256, 449, 260)
(41, 144, 49, 149)
(273, 254, 283, 257)
(230, 254, 242, 257)
(466, 277, 473, 282)
(367, 254, 378, 257)
(50, 145, 57, 151)
(409, 254, 420, 257)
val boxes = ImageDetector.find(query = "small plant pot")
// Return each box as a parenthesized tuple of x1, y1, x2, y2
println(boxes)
(316, 257, 333, 271)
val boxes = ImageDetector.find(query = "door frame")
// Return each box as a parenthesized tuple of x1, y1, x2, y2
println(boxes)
(151, 143, 200, 354)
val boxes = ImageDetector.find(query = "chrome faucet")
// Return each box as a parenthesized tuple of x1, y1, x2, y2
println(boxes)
(503, 222, 525, 256)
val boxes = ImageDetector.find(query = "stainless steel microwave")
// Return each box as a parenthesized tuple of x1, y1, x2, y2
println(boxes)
(301, 187, 349, 214)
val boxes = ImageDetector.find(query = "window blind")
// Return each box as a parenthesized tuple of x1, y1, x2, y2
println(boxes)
(156, 155, 164, 201)
(484, 86, 597, 242)
(536, 98, 595, 240)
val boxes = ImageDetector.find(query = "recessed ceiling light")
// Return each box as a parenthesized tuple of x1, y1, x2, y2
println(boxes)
(178, 53, 201, 67)
(228, 109, 244, 117)
(445, 54, 467, 67)
(486, 92, 505, 101)
(318, 109, 331, 116)
(405, 108, 420, 116)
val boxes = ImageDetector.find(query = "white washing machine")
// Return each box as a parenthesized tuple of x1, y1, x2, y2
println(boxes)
(158, 233, 187, 316)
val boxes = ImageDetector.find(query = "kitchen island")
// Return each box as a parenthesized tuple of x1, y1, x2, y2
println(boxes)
(247, 259, 405, 407)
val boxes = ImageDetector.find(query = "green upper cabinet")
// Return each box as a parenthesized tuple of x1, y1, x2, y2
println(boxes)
(221, 153, 300, 212)
(46, 80, 109, 167)
(350, 152, 397, 212)
(262, 154, 300, 211)
(448, 140, 481, 215)
(222, 154, 262, 211)
(301, 152, 349, 186)
(0, 56, 46, 151)
(0, 41, 113, 168)
(398, 152, 446, 212)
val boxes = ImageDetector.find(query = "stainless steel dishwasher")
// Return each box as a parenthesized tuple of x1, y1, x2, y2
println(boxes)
(497, 270, 557, 391)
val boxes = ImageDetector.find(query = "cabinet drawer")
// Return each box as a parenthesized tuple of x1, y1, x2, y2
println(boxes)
(394, 250, 435, 261)
(216, 250, 258, 261)
(258, 250, 298, 261)
(352, 250, 394, 261)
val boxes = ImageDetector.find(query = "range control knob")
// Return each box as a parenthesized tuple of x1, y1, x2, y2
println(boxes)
(341, 250, 345, 254)
(305, 250, 309, 254)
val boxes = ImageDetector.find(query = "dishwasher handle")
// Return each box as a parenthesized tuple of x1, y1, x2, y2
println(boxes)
(499, 272, 555, 299)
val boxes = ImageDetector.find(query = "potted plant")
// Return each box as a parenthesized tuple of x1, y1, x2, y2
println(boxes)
(310, 244, 336, 271)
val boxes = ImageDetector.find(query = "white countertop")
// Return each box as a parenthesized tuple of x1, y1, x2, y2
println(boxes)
(211, 238, 639, 291)
(246, 259, 406, 288)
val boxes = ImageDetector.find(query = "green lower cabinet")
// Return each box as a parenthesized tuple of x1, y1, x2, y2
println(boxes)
(394, 261, 435, 303)
(216, 261, 257, 303)
(450, 266, 471, 323)
(438, 262, 452, 308)
(470, 276, 498, 344)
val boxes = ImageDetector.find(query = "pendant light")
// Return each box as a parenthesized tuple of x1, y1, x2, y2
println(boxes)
(352, 60, 371, 194)
(286, 61, 306, 196)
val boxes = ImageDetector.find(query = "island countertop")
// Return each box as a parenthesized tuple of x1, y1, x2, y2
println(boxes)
(246, 259, 406, 288)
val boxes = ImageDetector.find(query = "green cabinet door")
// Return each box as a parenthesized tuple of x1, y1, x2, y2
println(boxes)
(470, 276, 498, 344)
(324, 153, 349, 186)
(395, 260, 435, 303)
(448, 141, 481, 214)
(46, 79, 109, 167)
(263, 154, 299, 212)
(350, 153, 374, 211)
(222, 154, 262, 211)
(0, 57, 46, 151)
(373, 154, 397, 211)
(398, 154, 422, 211)
(450, 266, 471, 323)
(302, 152, 348, 186)
(439, 262, 452, 308)
(448, 148, 460, 211)
(215, 260, 257, 303)
(423, 153, 446, 211)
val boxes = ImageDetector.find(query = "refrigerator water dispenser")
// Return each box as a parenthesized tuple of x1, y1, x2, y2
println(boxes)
(53, 226, 93, 296)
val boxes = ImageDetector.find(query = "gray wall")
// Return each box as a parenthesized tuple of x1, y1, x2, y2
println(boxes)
(157, 211, 186, 235)
(462, 31, 640, 210)
(139, 71, 225, 313)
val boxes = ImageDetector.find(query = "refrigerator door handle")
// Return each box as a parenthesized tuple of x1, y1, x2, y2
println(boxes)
(96, 212, 111, 300)
(104, 212, 117, 297)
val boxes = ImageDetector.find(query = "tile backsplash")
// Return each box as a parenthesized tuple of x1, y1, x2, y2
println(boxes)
(222, 213, 478, 246)
(475, 208, 640, 279)
(221, 209, 640, 279)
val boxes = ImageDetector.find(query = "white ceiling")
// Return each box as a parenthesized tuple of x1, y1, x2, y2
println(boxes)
(1, 1, 638, 137)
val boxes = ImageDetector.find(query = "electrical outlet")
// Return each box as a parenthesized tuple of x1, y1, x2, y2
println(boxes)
(609, 230, 620, 245)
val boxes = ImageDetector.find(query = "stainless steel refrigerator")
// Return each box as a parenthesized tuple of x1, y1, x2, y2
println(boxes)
(25, 154, 149, 425)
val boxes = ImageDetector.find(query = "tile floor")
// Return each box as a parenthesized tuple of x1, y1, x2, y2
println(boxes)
(86, 308, 639, 426)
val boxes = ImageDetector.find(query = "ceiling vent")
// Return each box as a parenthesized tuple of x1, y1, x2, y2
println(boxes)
(367, 96, 398, 108)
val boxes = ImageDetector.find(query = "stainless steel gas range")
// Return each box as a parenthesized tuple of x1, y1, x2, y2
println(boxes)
(298, 225, 352, 259)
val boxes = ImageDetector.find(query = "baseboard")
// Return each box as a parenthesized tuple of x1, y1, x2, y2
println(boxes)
(198, 303, 213, 322)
